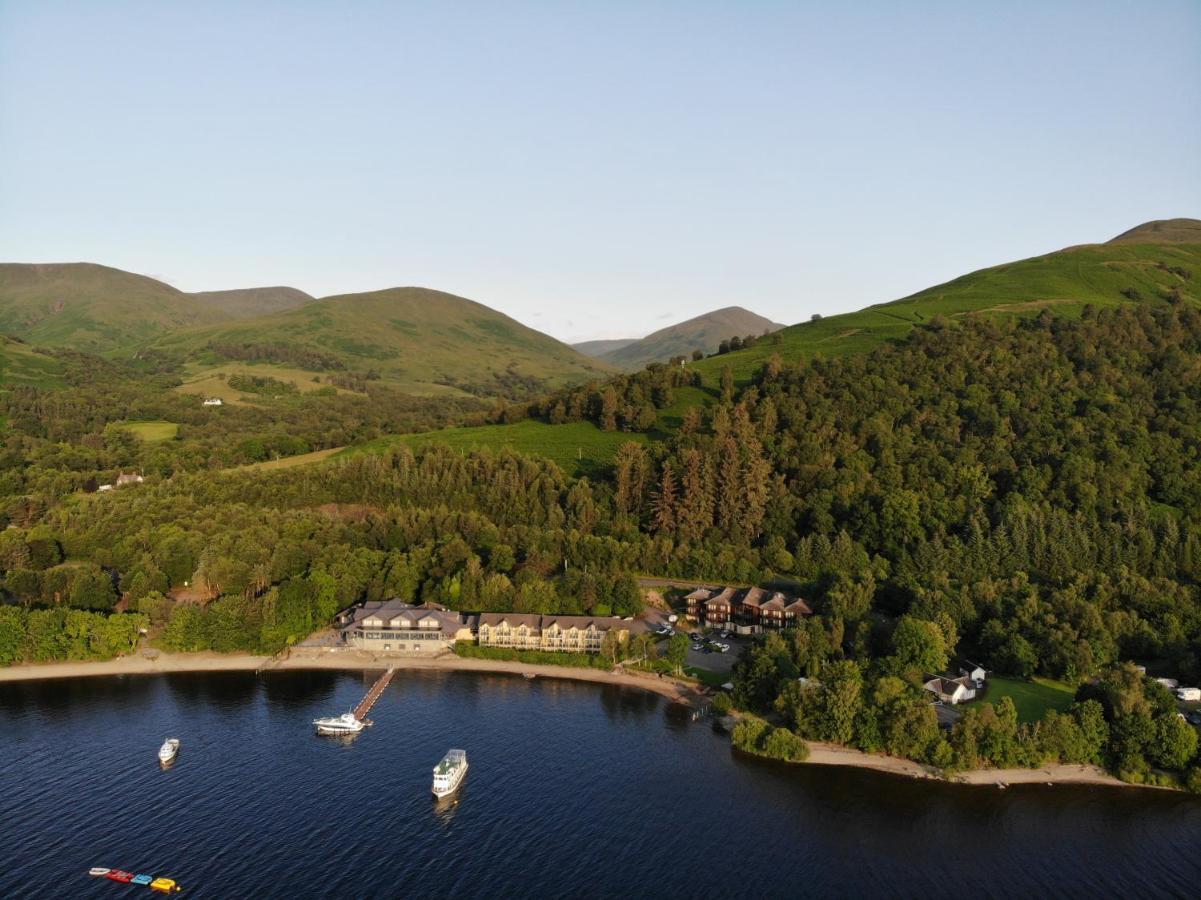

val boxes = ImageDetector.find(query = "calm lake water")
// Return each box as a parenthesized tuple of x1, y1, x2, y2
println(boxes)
(2, 669, 1200, 899)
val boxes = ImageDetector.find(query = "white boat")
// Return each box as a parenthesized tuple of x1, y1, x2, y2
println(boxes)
(88, 868, 111, 877)
(158, 738, 180, 765)
(432, 749, 468, 799)
(313, 712, 364, 735)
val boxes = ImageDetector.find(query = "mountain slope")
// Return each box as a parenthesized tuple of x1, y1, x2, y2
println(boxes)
(0, 263, 225, 354)
(573, 338, 637, 358)
(690, 219, 1201, 385)
(190, 286, 314, 317)
(0, 263, 315, 355)
(156, 286, 616, 396)
(599, 306, 784, 371)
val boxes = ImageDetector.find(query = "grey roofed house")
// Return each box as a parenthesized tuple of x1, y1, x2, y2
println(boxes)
(684, 588, 714, 601)
(783, 596, 813, 615)
(477, 612, 544, 630)
(923, 675, 977, 705)
(705, 587, 738, 608)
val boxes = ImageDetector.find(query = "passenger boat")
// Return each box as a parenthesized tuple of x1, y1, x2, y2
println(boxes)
(432, 748, 468, 799)
(132, 874, 153, 885)
(313, 712, 364, 735)
(88, 868, 110, 877)
(158, 738, 180, 765)
(106, 870, 134, 883)
(150, 877, 182, 893)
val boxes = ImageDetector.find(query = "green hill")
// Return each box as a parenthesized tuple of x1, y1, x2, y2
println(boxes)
(0, 263, 315, 356)
(599, 306, 783, 371)
(156, 286, 615, 397)
(323, 218, 1200, 475)
(573, 338, 637, 357)
(690, 219, 1201, 386)
(189, 286, 314, 317)
(0, 263, 226, 355)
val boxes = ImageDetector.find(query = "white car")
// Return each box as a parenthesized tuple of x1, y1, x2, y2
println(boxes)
(691, 643, 702, 652)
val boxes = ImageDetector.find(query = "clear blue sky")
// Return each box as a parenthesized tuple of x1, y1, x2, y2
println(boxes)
(2, 1, 1198, 342)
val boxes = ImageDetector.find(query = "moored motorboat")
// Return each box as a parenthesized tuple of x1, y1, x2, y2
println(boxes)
(432, 748, 468, 799)
(88, 867, 110, 877)
(106, 870, 134, 883)
(149, 877, 182, 893)
(158, 738, 180, 765)
(312, 712, 364, 735)
(132, 874, 154, 885)
(522, 673, 536, 680)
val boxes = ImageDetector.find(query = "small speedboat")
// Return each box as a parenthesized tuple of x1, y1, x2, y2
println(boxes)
(313, 712, 364, 735)
(158, 738, 180, 765)
(132, 874, 154, 886)
(522, 673, 536, 680)
(88, 868, 110, 877)
(106, 870, 134, 883)
(150, 877, 182, 893)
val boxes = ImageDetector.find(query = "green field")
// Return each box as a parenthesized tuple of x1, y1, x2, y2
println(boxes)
(965, 676, 1076, 722)
(341, 419, 648, 478)
(118, 420, 179, 442)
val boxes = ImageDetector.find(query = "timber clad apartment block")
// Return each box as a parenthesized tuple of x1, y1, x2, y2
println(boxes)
(685, 586, 812, 633)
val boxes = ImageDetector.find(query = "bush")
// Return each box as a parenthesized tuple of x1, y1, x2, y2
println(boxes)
(454, 641, 610, 669)
(711, 692, 733, 716)
(732, 714, 810, 762)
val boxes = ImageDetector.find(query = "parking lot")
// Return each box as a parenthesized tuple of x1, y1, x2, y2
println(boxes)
(682, 630, 745, 674)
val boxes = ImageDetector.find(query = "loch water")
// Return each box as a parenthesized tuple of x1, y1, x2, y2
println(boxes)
(2, 669, 1200, 899)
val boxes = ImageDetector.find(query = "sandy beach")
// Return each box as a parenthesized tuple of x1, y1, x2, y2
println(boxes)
(0, 649, 703, 704)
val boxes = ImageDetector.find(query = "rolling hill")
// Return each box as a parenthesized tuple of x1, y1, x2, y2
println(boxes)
(332, 218, 1200, 475)
(0, 263, 314, 355)
(688, 218, 1201, 386)
(155, 286, 616, 397)
(595, 306, 784, 371)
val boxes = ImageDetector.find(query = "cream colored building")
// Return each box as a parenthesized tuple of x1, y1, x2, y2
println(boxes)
(476, 613, 638, 653)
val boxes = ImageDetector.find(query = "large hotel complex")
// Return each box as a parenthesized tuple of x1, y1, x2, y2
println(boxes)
(336, 600, 644, 655)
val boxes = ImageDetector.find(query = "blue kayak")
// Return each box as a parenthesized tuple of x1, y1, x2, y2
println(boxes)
(132, 874, 154, 885)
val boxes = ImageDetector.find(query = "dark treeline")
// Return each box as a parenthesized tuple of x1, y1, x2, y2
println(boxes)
(204, 340, 345, 371)
(489, 362, 702, 431)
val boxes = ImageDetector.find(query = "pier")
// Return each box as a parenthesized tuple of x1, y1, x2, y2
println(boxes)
(353, 667, 396, 724)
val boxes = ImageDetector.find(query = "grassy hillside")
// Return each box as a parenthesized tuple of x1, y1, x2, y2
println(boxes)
(156, 286, 615, 396)
(690, 224, 1201, 386)
(189, 286, 314, 317)
(0, 335, 66, 388)
(600, 305, 783, 371)
(0, 263, 226, 355)
(573, 338, 637, 357)
(0, 263, 314, 357)
(1109, 218, 1201, 244)
(339, 419, 648, 478)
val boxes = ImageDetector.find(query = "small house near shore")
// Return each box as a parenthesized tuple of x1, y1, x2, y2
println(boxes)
(923, 674, 977, 705)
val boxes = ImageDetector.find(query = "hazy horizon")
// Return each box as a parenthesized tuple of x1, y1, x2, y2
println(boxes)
(2, 1, 1199, 343)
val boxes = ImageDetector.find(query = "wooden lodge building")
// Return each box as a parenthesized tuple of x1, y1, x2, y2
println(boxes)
(684, 586, 812, 633)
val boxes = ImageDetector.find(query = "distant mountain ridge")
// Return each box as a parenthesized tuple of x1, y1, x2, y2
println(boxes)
(573, 338, 637, 358)
(594, 306, 784, 371)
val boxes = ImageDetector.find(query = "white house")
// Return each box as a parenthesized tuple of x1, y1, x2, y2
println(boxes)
(1155, 677, 1180, 690)
(924, 675, 977, 705)
(959, 662, 987, 689)
(203, 397, 223, 407)
(1177, 687, 1201, 702)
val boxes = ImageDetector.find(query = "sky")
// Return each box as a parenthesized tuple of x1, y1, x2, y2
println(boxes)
(2, 1, 1199, 343)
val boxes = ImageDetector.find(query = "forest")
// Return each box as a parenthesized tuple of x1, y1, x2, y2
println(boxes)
(2, 301, 1200, 781)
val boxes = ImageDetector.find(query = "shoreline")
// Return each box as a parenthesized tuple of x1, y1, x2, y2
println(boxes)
(0, 650, 703, 704)
(0, 653, 1168, 792)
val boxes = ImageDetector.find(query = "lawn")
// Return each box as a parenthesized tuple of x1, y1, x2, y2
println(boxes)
(341, 419, 649, 478)
(118, 420, 179, 442)
(229, 447, 345, 473)
(964, 675, 1076, 722)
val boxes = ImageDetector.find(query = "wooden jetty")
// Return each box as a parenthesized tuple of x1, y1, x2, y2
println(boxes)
(353, 667, 396, 724)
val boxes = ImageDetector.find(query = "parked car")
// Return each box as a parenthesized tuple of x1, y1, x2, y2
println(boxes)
(691, 643, 702, 652)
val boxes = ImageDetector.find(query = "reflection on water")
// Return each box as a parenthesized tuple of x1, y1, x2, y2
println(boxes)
(1, 669, 1199, 900)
